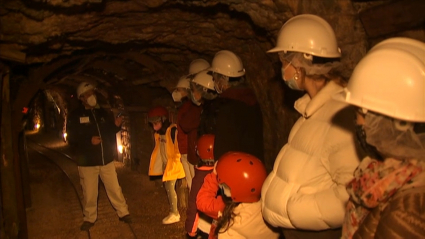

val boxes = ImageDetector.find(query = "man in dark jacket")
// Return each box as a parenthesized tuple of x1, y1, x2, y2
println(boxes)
(67, 82, 131, 231)
(207, 50, 264, 161)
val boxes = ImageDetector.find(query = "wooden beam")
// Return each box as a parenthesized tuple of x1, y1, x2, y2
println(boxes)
(359, 0, 425, 38)
(1, 69, 28, 239)
(0, 45, 26, 63)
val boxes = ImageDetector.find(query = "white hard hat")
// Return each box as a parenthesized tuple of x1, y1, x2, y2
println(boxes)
(369, 37, 425, 61)
(189, 59, 210, 75)
(77, 82, 95, 98)
(176, 75, 190, 89)
(192, 70, 215, 91)
(208, 50, 245, 77)
(333, 37, 425, 122)
(268, 14, 341, 58)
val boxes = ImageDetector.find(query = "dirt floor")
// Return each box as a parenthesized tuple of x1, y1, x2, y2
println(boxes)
(25, 130, 190, 239)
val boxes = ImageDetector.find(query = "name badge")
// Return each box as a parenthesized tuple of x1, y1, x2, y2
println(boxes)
(80, 116, 90, 124)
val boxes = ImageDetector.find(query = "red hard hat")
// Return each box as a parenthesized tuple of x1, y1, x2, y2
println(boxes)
(216, 152, 267, 203)
(196, 134, 215, 160)
(148, 106, 168, 122)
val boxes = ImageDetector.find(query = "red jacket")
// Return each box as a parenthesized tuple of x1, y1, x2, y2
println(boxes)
(197, 172, 225, 239)
(185, 166, 214, 236)
(176, 100, 191, 154)
(179, 100, 202, 165)
(196, 172, 225, 220)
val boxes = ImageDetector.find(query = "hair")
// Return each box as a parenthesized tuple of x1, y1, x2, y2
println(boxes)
(228, 76, 245, 83)
(201, 89, 218, 100)
(215, 73, 245, 86)
(214, 194, 241, 236)
(297, 63, 348, 87)
(312, 55, 340, 65)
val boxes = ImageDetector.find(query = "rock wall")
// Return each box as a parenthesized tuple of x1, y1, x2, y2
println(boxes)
(2, 0, 424, 168)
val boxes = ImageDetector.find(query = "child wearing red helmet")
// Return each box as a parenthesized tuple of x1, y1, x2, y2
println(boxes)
(197, 152, 280, 238)
(185, 134, 216, 238)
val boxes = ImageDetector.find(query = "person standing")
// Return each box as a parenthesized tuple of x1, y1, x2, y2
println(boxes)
(185, 134, 215, 238)
(147, 106, 186, 224)
(260, 14, 360, 239)
(172, 74, 196, 190)
(173, 59, 210, 190)
(192, 69, 218, 137)
(67, 81, 131, 231)
(334, 37, 425, 239)
(207, 50, 264, 161)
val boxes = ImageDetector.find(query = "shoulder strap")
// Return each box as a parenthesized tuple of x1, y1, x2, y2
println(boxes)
(170, 125, 177, 144)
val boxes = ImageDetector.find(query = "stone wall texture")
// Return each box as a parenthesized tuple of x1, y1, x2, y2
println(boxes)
(1, 0, 424, 169)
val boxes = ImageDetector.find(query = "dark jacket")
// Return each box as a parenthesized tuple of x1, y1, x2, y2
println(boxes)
(185, 166, 214, 235)
(179, 100, 203, 165)
(176, 99, 190, 154)
(67, 105, 120, 166)
(199, 85, 264, 161)
(198, 99, 217, 137)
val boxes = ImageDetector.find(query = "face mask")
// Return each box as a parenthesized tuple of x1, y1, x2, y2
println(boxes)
(86, 95, 97, 107)
(213, 73, 227, 94)
(190, 92, 202, 106)
(355, 124, 383, 160)
(282, 66, 302, 91)
(172, 90, 182, 102)
(214, 83, 223, 94)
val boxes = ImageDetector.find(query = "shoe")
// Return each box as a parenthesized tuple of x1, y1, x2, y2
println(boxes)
(119, 214, 132, 223)
(80, 221, 94, 231)
(162, 213, 180, 224)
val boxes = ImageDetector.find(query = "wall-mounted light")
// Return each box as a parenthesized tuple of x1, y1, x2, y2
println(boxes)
(63, 132, 68, 142)
(116, 132, 123, 162)
(35, 123, 40, 130)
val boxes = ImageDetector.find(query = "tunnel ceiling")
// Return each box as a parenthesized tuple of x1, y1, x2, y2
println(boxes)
(2, 0, 424, 165)
(1, 0, 291, 94)
(1, 0, 424, 102)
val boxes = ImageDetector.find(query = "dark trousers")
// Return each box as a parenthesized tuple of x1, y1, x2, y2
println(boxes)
(282, 227, 342, 239)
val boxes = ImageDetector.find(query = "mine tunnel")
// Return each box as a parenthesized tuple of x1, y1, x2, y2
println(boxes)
(1, 0, 425, 238)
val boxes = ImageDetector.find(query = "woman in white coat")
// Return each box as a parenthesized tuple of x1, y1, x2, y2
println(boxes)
(261, 14, 361, 239)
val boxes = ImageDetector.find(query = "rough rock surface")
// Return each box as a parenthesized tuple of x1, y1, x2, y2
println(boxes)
(1, 0, 423, 167)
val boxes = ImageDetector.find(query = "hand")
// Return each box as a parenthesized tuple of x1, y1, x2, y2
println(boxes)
(91, 136, 101, 145)
(115, 116, 123, 127)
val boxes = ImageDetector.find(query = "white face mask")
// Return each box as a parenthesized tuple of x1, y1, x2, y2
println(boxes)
(172, 90, 182, 102)
(213, 73, 227, 94)
(86, 95, 97, 107)
(282, 66, 302, 91)
(214, 84, 223, 94)
(190, 92, 202, 106)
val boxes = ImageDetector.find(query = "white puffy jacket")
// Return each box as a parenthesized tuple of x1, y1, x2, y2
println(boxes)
(219, 201, 280, 239)
(261, 81, 360, 230)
